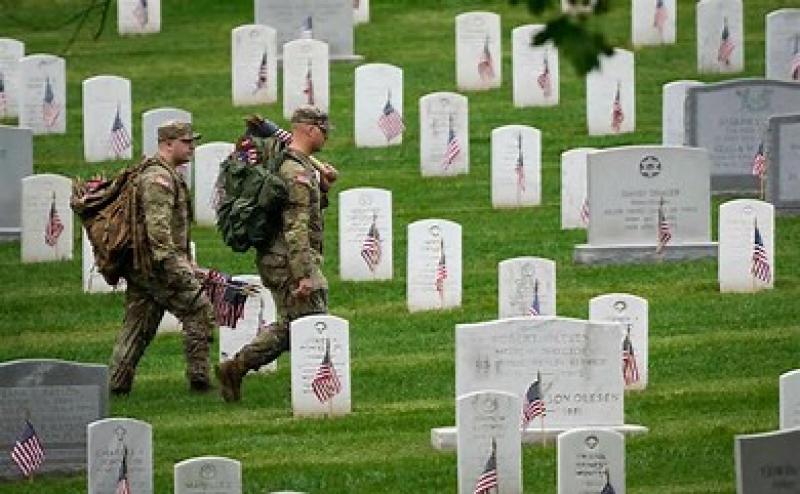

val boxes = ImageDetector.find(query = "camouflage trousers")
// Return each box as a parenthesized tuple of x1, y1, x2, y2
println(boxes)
(108, 263, 215, 393)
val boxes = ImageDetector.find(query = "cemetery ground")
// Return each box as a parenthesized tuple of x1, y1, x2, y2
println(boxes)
(1, 0, 799, 492)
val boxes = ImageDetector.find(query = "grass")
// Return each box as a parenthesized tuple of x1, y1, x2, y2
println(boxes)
(1, 0, 799, 492)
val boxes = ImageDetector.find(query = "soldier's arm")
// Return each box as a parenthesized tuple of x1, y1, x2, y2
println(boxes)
(140, 171, 194, 278)
(281, 162, 313, 282)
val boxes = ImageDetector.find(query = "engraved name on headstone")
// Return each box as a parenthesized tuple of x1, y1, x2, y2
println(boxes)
(735, 428, 800, 494)
(174, 456, 242, 494)
(88, 418, 152, 494)
(558, 428, 625, 494)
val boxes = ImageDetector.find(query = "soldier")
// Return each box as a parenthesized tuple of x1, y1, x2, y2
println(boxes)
(108, 121, 216, 395)
(216, 106, 336, 402)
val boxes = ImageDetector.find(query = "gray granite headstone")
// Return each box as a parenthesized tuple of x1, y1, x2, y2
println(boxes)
(765, 9, 800, 82)
(685, 79, 800, 193)
(174, 456, 241, 494)
(0, 359, 108, 479)
(767, 114, 800, 214)
(0, 125, 32, 241)
(735, 428, 800, 493)
(87, 418, 152, 494)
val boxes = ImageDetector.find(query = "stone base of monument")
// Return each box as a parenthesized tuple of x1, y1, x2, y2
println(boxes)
(0, 227, 20, 242)
(430, 424, 649, 451)
(573, 242, 718, 265)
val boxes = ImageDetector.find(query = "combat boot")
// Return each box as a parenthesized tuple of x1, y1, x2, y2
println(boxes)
(215, 359, 247, 402)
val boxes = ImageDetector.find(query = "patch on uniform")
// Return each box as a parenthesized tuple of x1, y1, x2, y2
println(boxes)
(294, 172, 311, 186)
(153, 175, 173, 191)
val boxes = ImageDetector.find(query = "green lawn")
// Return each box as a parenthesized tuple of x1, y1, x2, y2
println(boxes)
(1, 0, 798, 492)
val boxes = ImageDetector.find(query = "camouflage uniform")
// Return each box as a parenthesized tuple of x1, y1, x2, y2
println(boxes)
(109, 138, 215, 394)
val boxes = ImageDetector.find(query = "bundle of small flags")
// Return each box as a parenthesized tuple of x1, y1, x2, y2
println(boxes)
(199, 269, 259, 328)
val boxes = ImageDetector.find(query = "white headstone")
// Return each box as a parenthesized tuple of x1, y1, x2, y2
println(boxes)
(491, 125, 541, 208)
(586, 48, 635, 135)
(557, 428, 625, 494)
(662, 80, 704, 145)
(219, 274, 278, 373)
(407, 219, 462, 312)
(419, 92, 469, 176)
(735, 428, 800, 494)
(174, 456, 241, 494)
(766, 9, 800, 82)
(232, 24, 278, 106)
(354, 63, 405, 147)
(562, 0, 597, 14)
(194, 142, 233, 226)
(0, 126, 32, 240)
(18, 54, 66, 135)
(118, 0, 160, 34)
(0, 38, 24, 118)
(497, 257, 556, 318)
(83, 76, 133, 162)
(141, 107, 192, 158)
(338, 187, 393, 281)
(21, 174, 72, 263)
(456, 390, 522, 494)
(560, 147, 595, 230)
(779, 370, 800, 430)
(290, 315, 351, 417)
(632, 0, 676, 46)
(353, 0, 369, 24)
(83, 229, 126, 294)
(512, 24, 559, 107)
(719, 199, 775, 292)
(589, 293, 649, 391)
(696, 0, 743, 73)
(87, 418, 152, 494)
(283, 39, 329, 119)
(455, 12, 501, 91)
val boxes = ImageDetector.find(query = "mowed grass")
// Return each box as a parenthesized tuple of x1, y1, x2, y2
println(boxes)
(1, 0, 799, 492)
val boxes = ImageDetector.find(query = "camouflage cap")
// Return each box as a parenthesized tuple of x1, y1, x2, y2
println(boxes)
(290, 105, 332, 131)
(157, 121, 201, 142)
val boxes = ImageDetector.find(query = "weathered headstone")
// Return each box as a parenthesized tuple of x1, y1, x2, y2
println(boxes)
(586, 48, 635, 135)
(662, 80, 704, 146)
(455, 12, 501, 91)
(83, 229, 126, 294)
(354, 63, 405, 147)
(0, 38, 24, 118)
(142, 107, 192, 158)
(407, 219, 462, 312)
(575, 146, 717, 265)
(456, 391, 522, 494)
(290, 315, 351, 417)
(21, 174, 73, 263)
(338, 187, 393, 281)
(779, 370, 800, 430)
(0, 359, 108, 479)
(497, 257, 556, 318)
(765, 9, 800, 82)
(735, 428, 800, 494)
(560, 147, 595, 230)
(719, 199, 775, 292)
(696, 0, 743, 73)
(231, 24, 278, 106)
(353, 0, 369, 24)
(194, 142, 233, 226)
(684, 80, 800, 193)
(118, 0, 160, 34)
(174, 456, 241, 494)
(87, 418, 152, 494)
(632, 0, 676, 46)
(283, 39, 329, 120)
(219, 274, 277, 374)
(589, 293, 649, 391)
(419, 92, 469, 176)
(0, 126, 33, 241)
(18, 54, 66, 135)
(254, 0, 360, 61)
(766, 113, 800, 214)
(558, 428, 626, 494)
(491, 125, 541, 208)
(512, 24, 559, 107)
(83, 75, 133, 162)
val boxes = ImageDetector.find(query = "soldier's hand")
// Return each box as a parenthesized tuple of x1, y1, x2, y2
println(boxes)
(292, 277, 314, 299)
(320, 163, 338, 184)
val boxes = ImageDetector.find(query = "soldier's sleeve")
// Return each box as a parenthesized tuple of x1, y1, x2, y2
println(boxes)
(140, 169, 180, 263)
(280, 160, 313, 281)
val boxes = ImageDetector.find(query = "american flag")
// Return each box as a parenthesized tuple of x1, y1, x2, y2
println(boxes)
(254, 51, 269, 92)
(655, 196, 672, 254)
(477, 36, 495, 83)
(300, 15, 313, 39)
(0, 71, 6, 117)
(537, 53, 552, 98)
(521, 371, 546, 428)
(44, 193, 64, 247)
(435, 238, 448, 297)
(133, 0, 148, 27)
(601, 470, 617, 494)
(110, 106, 132, 156)
(302, 60, 315, 105)
(791, 35, 800, 81)
(622, 326, 640, 386)
(10, 420, 45, 477)
(751, 221, 772, 283)
(377, 90, 405, 141)
(717, 18, 735, 66)
(653, 0, 668, 35)
(527, 279, 540, 317)
(360, 214, 382, 272)
(580, 197, 590, 226)
(611, 82, 624, 133)
(473, 438, 498, 494)
(311, 339, 342, 403)
(751, 141, 767, 178)
(514, 132, 526, 194)
(42, 76, 60, 128)
(442, 115, 461, 169)
(115, 446, 132, 494)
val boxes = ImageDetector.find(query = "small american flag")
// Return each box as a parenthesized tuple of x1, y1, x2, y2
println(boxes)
(514, 132, 526, 194)
(527, 279, 540, 317)
(442, 115, 461, 168)
(580, 197, 590, 226)
(115, 446, 132, 494)
(110, 106, 132, 156)
(655, 196, 672, 254)
(0, 71, 6, 117)
(44, 193, 64, 247)
(10, 420, 45, 477)
(751, 141, 767, 178)
(477, 36, 495, 83)
(133, 0, 148, 27)
(536, 53, 552, 98)
(300, 15, 313, 39)
(435, 238, 448, 297)
(622, 326, 640, 386)
(302, 60, 315, 105)
(611, 82, 624, 133)
(791, 35, 800, 81)
(311, 339, 342, 403)
(653, 0, 668, 35)
(360, 214, 382, 272)
(717, 18, 735, 66)
(751, 221, 772, 283)
(473, 438, 498, 494)
(521, 371, 546, 428)
(601, 470, 617, 494)
(42, 76, 60, 128)
(377, 90, 405, 141)
(254, 51, 269, 93)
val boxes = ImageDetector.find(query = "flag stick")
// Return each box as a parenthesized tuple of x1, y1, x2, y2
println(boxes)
(327, 395, 333, 418)
(540, 414, 546, 447)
